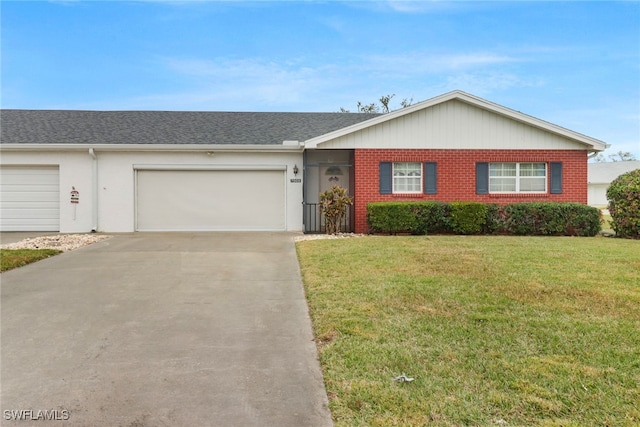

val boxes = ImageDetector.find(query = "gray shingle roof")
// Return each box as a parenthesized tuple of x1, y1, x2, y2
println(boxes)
(1, 110, 382, 145)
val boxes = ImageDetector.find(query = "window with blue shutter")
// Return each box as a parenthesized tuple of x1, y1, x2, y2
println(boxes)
(379, 162, 392, 194)
(424, 162, 437, 194)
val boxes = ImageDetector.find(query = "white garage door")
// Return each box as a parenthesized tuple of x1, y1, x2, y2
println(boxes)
(0, 166, 60, 231)
(136, 169, 286, 231)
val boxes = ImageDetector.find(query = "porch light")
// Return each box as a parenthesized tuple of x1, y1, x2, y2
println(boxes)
(293, 164, 299, 176)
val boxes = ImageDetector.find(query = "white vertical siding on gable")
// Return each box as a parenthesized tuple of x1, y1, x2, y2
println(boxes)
(317, 99, 586, 150)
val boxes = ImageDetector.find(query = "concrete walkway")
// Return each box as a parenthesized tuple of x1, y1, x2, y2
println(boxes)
(1, 232, 332, 427)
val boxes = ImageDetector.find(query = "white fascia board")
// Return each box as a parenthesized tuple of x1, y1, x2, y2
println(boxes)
(305, 90, 609, 152)
(0, 143, 304, 153)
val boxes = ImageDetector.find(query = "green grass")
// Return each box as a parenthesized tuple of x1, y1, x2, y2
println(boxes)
(296, 236, 640, 426)
(0, 249, 62, 272)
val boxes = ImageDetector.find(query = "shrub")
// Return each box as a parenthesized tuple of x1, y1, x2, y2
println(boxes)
(501, 202, 601, 236)
(449, 202, 487, 235)
(366, 201, 601, 237)
(556, 203, 602, 237)
(366, 202, 418, 234)
(410, 202, 452, 234)
(367, 201, 453, 234)
(502, 203, 537, 235)
(483, 204, 503, 234)
(319, 185, 353, 235)
(607, 168, 640, 239)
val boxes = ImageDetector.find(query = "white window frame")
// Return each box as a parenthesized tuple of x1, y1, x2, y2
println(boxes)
(489, 162, 547, 194)
(393, 162, 422, 194)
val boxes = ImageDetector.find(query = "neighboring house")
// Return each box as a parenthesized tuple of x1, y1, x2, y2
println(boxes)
(588, 161, 640, 207)
(0, 90, 608, 234)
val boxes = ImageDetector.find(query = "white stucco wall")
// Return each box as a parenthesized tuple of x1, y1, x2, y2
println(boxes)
(1, 150, 95, 233)
(1, 147, 304, 233)
(588, 183, 609, 207)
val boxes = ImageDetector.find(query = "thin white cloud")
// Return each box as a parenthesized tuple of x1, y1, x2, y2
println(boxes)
(163, 57, 321, 80)
(347, 0, 463, 14)
(359, 51, 520, 78)
(153, 49, 532, 111)
(385, 0, 457, 13)
(137, 56, 345, 110)
(441, 71, 544, 95)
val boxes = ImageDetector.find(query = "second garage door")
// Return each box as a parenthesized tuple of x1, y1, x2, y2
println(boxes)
(136, 169, 286, 231)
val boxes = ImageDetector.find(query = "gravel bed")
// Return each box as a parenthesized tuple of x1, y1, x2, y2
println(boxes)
(1, 234, 111, 252)
(1, 232, 357, 249)
(294, 233, 365, 242)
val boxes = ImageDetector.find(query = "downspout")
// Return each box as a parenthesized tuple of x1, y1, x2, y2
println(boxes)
(88, 148, 98, 232)
(302, 149, 308, 233)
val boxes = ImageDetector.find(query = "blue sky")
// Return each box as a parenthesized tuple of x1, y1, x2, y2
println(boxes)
(2, 1, 639, 157)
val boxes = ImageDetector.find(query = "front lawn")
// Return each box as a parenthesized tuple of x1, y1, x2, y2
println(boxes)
(0, 249, 62, 272)
(296, 236, 640, 426)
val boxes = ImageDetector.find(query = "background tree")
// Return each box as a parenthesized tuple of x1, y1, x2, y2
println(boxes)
(608, 150, 637, 162)
(340, 94, 413, 113)
(592, 150, 638, 162)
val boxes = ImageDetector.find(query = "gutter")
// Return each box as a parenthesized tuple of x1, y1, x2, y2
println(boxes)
(0, 143, 305, 153)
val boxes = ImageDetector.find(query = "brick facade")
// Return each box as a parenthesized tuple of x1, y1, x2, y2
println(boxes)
(353, 149, 588, 234)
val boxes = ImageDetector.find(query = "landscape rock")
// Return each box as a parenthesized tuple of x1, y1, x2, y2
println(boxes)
(1, 234, 111, 252)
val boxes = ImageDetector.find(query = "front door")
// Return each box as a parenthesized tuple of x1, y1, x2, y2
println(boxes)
(319, 165, 349, 195)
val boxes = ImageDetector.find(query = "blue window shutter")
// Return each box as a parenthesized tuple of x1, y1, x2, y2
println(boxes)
(424, 162, 437, 194)
(379, 162, 392, 194)
(550, 162, 563, 194)
(476, 162, 489, 194)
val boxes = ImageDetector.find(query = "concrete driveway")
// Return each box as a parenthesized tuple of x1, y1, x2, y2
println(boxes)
(1, 232, 332, 427)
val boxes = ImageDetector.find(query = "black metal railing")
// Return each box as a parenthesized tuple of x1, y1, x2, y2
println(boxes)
(303, 203, 353, 234)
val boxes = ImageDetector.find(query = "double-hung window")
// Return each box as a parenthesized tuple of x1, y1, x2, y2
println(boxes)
(393, 162, 422, 193)
(489, 162, 546, 193)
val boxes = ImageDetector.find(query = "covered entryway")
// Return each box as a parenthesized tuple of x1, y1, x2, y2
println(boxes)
(0, 166, 60, 231)
(135, 168, 286, 231)
(303, 149, 354, 233)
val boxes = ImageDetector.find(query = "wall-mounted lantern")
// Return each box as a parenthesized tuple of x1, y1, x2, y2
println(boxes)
(293, 164, 299, 176)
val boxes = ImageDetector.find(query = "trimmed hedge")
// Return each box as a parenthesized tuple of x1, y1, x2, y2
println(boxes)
(367, 201, 601, 236)
(450, 202, 487, 235)
(497, 202, 602, 237)
(366, 201, 450, 235)
(366, 202, 418, 234)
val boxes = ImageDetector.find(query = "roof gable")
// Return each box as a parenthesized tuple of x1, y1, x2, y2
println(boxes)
(305, 90, 608, 152)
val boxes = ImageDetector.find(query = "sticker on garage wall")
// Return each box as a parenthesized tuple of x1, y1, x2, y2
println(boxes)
(70, 187, 79, 204)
